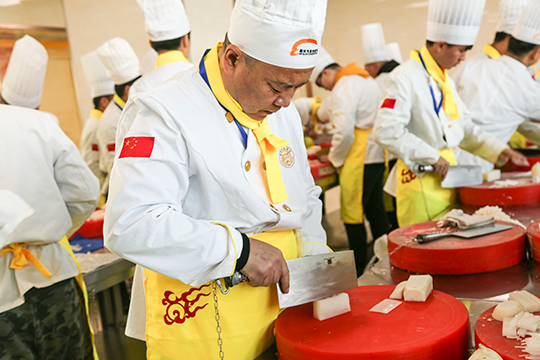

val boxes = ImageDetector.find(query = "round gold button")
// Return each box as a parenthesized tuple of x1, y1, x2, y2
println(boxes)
(270, 204, 278, 211)
(226, 112, 234, 123)
(283, 204, 292, 212)
(245, 161, 251, 172)
(262, 161, 266, 171)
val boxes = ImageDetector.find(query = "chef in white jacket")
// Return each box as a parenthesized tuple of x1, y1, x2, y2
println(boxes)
(104, 0, 328, 358)
(455, 0, 540, 173)
(128, 0, 193, 96)
(373, 0, 525, 227)
(363, 23, 401, 91)
(96, 38, 141, 197)
(80, 50, 114, 190)
(0, 35, 99, 359)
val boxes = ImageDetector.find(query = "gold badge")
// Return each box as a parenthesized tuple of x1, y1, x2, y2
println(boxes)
(279, 146, 295, 168)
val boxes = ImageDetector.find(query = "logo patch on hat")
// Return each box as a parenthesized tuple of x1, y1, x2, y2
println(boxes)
(290, 39, 318, 57)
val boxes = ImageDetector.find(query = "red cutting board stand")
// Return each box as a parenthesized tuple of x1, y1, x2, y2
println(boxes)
(475, 297, 540, 360)
(387, 221, 526, 275)
(528, 220, 540, 262)
(275, 285, 470, 360)
(459, 172, 540, 206)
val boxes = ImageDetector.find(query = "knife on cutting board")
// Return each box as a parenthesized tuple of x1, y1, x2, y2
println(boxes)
(415, 223, 513, 244)
(418, 164, 483, 188)
(277, 250, 358, 309)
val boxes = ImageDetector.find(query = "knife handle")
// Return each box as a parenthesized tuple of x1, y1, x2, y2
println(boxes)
(417, 165, 434, 173)
(416, 231, 451, 243)
(223, 271, 249, 287)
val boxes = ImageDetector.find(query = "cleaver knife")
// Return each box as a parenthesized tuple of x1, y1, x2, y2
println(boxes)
(415, 222, 513, 244)
(418, 164, 483, 188)
(277, 250, 358, 309)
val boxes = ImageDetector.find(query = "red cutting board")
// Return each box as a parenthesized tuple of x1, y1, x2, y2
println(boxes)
(528, 220, 540, 262)
(387, 221, 526, 275)
(459, 172, 540, 206)
(475, 298, 540, 360)
(275, 285, 469, 360)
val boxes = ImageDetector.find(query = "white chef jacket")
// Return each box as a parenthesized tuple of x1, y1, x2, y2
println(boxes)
(96, 100, 122, 195)
(452, 51, 490, 88)
(373, 59, 506, 175)
(80, 110, 105, 186)
(0, 104, 99, 313)
(455, 55, 540, 172)
(105, 67, 326, 337)
(128, 61, 194, 97)
(327, 75, 384, 167)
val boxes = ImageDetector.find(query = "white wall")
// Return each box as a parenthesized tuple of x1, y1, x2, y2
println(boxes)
(0, 0, 66, 28)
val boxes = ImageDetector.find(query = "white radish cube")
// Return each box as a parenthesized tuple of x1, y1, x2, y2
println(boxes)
(509, 291, 540, 312)
(389, 281, 407, 300)
(509, 311, 525, 328)
(403, 275, 433, 302)
(313, 293, 351, 321)
(492, 301, 524, 321)
(518, 312, 540, 332)
(483, 169, 501, 182)
(503, 316, 517, 339)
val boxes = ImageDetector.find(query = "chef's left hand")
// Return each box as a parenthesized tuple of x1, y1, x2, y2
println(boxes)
(497, 148, 529, 167)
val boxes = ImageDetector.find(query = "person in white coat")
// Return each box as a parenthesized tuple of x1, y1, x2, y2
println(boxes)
(454, 0, 540, 173)
(312, 46, 389, 274)
(80, 50, 114, 190)
(0, 35, 100, 360)
(373, 0, 526, 227)
(96, 38, 141, 197)
(104, 0, 328, 358)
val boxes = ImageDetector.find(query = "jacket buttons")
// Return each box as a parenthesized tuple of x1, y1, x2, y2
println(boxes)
(270, 204, 278, 211)
(283, 204, 292, 212)
(245, 161, 251, 172)
(226, 112, 234, 123)
(262, 161, 266, 171)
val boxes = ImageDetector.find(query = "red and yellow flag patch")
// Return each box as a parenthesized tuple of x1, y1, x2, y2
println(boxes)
(119, 136, 155, 159)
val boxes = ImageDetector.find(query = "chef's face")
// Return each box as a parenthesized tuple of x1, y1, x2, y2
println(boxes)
(438, 43, 469, 69)
(225, 47, 312, 120)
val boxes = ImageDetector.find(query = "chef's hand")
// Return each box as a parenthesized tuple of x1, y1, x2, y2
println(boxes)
(241, 238, 290, 293)
(497, 148, 529, 167)
(432, 156, 450, 180)
(319, 154, 331, 163)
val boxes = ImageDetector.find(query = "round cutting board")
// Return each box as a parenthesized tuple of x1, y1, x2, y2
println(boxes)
(475, 297, 540, 360)
(459, 172, 540, 206)
(528, 220, 540, 262)
(275, 285, 469, 360)
(387, 221, 526, 275)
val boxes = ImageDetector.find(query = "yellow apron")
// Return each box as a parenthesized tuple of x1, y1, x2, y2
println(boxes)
(340, 128, 371, 224)
(509, 131, 527, 149)
(396, 149, 457, 227)
(144, 230, 298, 360)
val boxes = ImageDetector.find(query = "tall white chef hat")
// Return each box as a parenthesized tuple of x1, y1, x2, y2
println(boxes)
(309, 45, 335, 83)
(96, 38, 140, 85)
(1, 35, 48, 109)
(0, 190, 34, 246)
(140, 48, 158, 75)
(512, 0, 540, 45)
(228, 0, 328, 69)
(386, 42, 403, 64)
(136, 0, 190, 42)
(81, 51, 114, 98)
(498, 0, 530, 34)
(362, 23, 389, 65)
(426, 0, 487, 46)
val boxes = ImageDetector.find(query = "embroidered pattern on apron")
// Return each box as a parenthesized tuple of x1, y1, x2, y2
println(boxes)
(162, 284, 211, 325)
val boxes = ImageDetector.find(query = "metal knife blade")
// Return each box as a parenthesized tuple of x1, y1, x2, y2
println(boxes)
(416, 223, 514, 243)
(277, 250, 357, 309)
(418, 164, 483, 188)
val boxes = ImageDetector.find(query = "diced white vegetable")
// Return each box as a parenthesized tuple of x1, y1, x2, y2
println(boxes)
(509, 291, 540, 312)
(389, 281, 407, 300)
(483, 169, 501, 182)
(313, 292, 351, 321)
(518, 327, 530, 338)
(492, 300, 524, 321)
(503, 316, 518, 339)
(468, 344, 503, 360)
(510, 311, 526, 328)
(518, 312, 540, 332)
(532, 163, 540, 184)
(403, 275, 433, 302)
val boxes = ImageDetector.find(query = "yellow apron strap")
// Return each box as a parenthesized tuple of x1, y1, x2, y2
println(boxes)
(59, 236, 100, 360)
(340, 128, 371, 224)
(0, 243, 52, 278)
(395, 149, 457, 227)
(144, 230, 298, 360)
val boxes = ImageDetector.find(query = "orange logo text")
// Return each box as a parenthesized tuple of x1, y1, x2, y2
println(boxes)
(290, 39, 318, 56)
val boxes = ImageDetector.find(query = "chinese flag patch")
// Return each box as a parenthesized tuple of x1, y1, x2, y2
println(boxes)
(381, 98, 396, 109)
(91, 144, 99, 151)
(119, 137, 155, 158)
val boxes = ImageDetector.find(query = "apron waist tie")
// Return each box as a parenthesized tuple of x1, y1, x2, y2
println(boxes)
(0, 243, 52, 279)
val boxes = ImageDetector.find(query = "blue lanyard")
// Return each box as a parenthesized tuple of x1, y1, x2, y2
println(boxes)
(198, 49, 248, 148)
(114, 101, 123, 111)
(418, 52, 443, 116)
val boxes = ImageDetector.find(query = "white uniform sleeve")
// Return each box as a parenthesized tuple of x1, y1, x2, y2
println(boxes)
(51, 119, 100, 237)
(328, 80, 359, 168)
(97, 116, 117, 195)
(517, 120, 540, 146)
(104, 95, 244, 286)
(373, 71, 440, 169)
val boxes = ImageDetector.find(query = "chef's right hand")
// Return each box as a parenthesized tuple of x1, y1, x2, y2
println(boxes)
(241, 238, 290, 293)
(432, 156, 450, 180)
